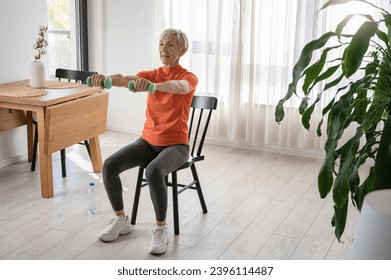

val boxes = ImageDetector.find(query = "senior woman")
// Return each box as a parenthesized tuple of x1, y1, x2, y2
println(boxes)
(91, 28, 197, 255)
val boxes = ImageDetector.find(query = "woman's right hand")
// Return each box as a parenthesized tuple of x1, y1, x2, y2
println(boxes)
(91, 74, 106, 87)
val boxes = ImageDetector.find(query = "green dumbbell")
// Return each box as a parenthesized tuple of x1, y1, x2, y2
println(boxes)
(128, 81, 156, 94)
(86, 76, 112, 89)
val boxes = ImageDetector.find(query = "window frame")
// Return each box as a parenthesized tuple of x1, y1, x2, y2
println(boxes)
(75, 0, 89, 71)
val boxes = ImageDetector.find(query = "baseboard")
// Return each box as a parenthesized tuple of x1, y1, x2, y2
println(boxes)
(204, 138, 325, 160)
(106, 125, 141, 135)
(0, 153, 27, 169)
(104, 126, 325, 160)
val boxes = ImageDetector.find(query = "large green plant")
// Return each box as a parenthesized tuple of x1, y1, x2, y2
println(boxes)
(275, 0, 391, 240)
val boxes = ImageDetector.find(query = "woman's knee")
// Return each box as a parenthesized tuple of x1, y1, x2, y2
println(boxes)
(145, 164, 164, 182)
(103, 156, 119, 177)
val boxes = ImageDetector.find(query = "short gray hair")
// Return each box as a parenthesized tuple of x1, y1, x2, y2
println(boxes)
(159, 28, 189, 53)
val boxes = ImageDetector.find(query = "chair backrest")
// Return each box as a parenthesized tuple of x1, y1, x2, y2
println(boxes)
(188, 95, 218, 159)
(55, 68, 97, 84)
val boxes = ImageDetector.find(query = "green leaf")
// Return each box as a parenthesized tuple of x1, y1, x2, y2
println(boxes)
(326, 87, 355, 137)
(336, 14, 375, 41)
(275, 32, 339, 123)
(388, 20, 391, 44)
(320, 0, 384, 12)
(374, 116, 391, 190)
(275, 84, 294, 123)
(349, 164, 360, 193)
(321, 0, 365, 11)
(354, 167, 375, 210)
(293, 32, 337, 86)
(316, 96, 339, 136)
(318, 84, 357, 198)
(308, 65, 342, 93)
(376, 30, 389, 47)
(343, 21, 379, 77)
(333, 201, 349, 242)
(302, 103, 316, 130)
(365, 53, 380, 77)
(323, 72, 345, 92)
(303, 45, 343, 93)
(318, 152, 335, 198)
(300, 69, 344, 130)
(351, 90, 369, 124)
(302, 58, 325, 94)
(317, 118, 324, 137)
(384, 14, 391, 28)
(365, 60, 391, 128)
(333, 127, 363, 207)
(299, 97, 309, 115)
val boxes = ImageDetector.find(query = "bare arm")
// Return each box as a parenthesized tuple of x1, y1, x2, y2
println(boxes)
(155, 80, 191, 95)
(106, 74, 138, 88)
(91, 73, 138, 88)
(130, 78, 191, 94)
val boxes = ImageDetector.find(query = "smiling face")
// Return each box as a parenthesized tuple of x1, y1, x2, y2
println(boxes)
(159, 34, 185, 68)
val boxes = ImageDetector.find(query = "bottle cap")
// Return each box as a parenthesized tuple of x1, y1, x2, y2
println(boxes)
(89, 182, 95, 187)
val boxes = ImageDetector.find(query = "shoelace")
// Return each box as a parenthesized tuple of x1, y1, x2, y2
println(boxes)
(152, 228, 165, 242)
(107, 217, 123, 232)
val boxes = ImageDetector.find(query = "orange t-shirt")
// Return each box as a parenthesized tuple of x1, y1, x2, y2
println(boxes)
(137, 65, 198, 146)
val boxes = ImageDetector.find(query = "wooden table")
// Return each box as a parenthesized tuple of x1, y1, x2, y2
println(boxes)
(0, 80, 108, 198)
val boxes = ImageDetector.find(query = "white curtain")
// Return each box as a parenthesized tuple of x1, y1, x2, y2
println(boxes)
(156, 0, 388, 156)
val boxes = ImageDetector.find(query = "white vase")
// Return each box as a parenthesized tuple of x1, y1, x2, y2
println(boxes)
(29, 61, 45, 88)
(349, 189, 391, 259)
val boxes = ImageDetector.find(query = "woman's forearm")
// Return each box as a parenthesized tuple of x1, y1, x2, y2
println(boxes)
(155, 80, 190, 95)
(107, 74, 138, 88)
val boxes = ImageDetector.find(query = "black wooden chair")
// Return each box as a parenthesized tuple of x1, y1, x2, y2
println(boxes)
(130, 95, 218, 235)
(31, 68, 97, 177)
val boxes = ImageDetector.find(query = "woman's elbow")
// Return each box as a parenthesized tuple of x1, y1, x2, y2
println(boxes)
(178, 80, 191, 94)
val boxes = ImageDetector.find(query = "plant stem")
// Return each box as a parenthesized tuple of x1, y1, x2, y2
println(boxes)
(373, 115, 391, 190)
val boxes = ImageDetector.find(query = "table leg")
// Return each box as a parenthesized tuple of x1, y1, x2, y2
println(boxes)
(36, 109, 54, 198)
(88, 136, 103, 173)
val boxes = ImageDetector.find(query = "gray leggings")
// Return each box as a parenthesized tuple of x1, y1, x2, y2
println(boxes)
(102, 137, 189, 221)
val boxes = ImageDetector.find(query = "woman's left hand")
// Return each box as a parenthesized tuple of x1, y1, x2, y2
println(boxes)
(133, 78, 151, 92)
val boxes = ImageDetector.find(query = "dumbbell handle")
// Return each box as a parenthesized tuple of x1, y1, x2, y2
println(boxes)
(86, 76, 112, 89)
(128, 81, 156, 94)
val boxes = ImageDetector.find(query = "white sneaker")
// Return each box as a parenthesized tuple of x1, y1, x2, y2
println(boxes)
(149, 225, 168, 255)
(98, 215, 132, 242)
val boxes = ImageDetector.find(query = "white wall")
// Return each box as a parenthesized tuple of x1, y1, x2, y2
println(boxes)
(88, 0, 158, 134)
(0, 0, 47, 167)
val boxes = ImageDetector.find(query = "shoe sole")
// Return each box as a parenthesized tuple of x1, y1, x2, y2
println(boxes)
(98, 227, 132, 242)
(149, 241, 169, 255)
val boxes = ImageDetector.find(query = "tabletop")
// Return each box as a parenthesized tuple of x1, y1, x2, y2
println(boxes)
(0, 79, 104, 107)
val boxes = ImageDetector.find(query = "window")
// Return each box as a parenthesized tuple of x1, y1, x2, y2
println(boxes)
(47, 0, 88, 78)
(158, 0, 304, 105)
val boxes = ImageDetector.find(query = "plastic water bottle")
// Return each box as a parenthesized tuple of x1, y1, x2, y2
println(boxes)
(88, 182, 97, 215)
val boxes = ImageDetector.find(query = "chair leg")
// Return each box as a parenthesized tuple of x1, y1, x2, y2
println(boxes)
(172, 171, 180, 235)
(60, 149, 66, 177)
(131, 167, 144, 225)
(84, 140, 91, 159)
(191, 164, 208, 213)
(31, 124, 39, 171)
(31, 121, 67, 178)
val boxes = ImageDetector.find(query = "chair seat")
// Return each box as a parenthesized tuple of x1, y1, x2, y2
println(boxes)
(177, 155, 204, 170)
